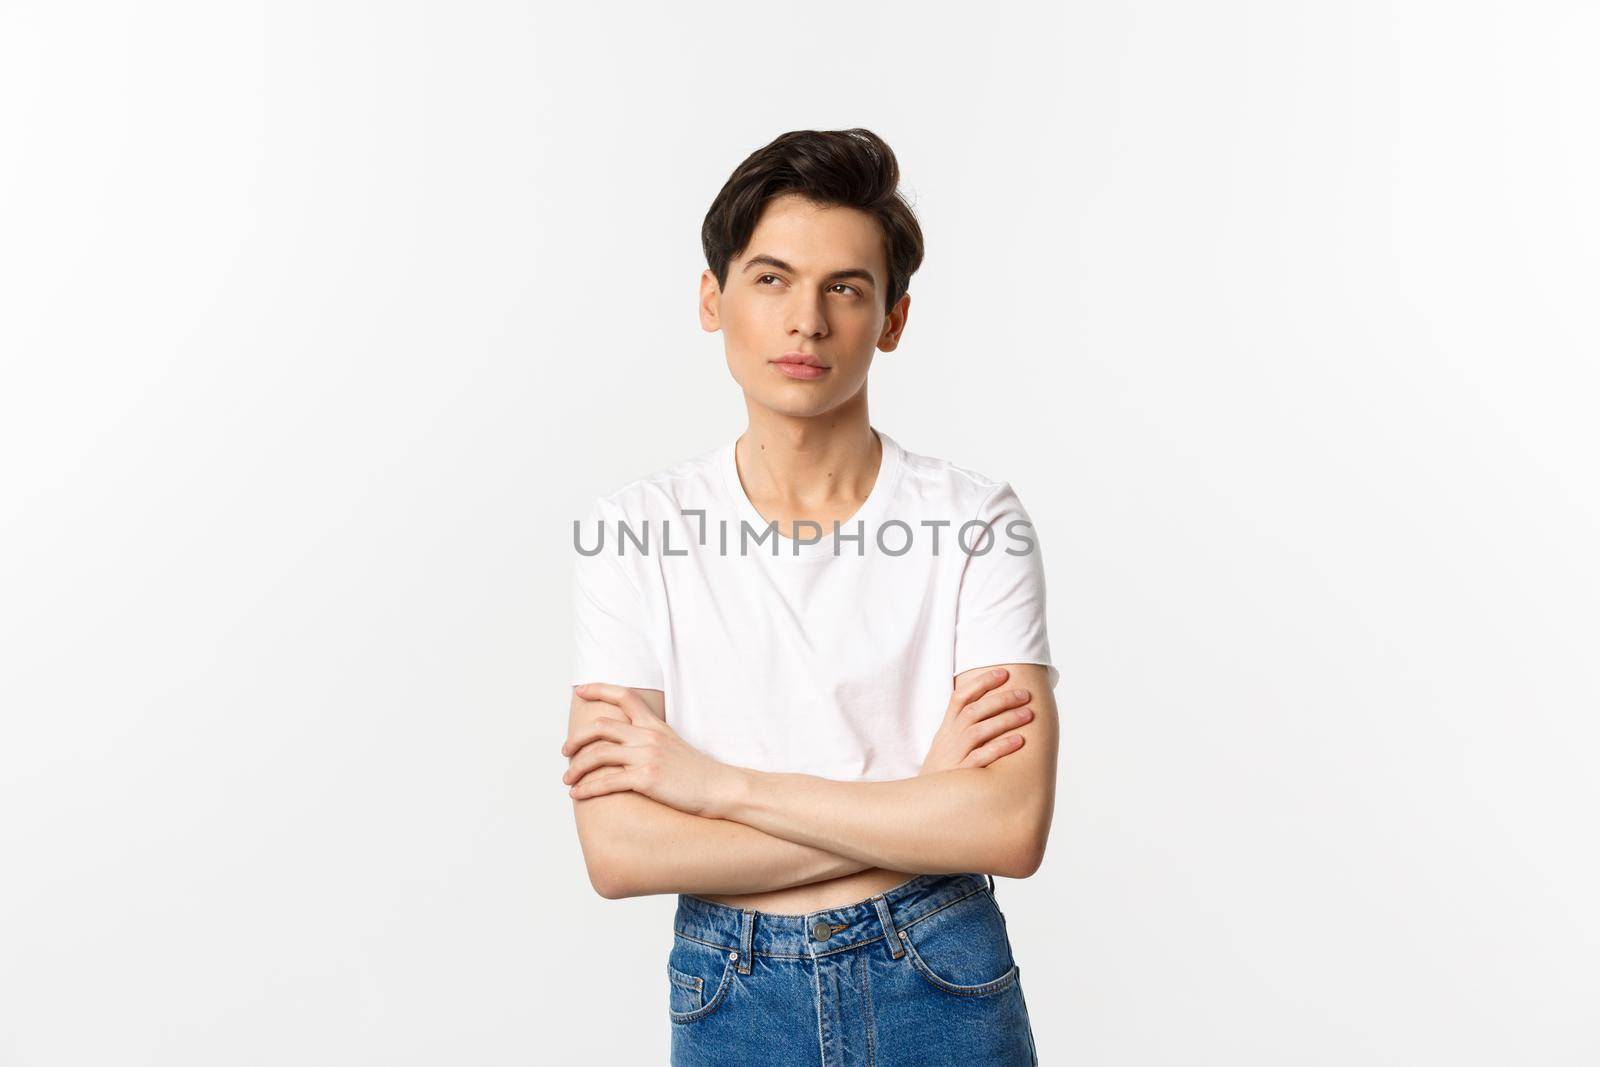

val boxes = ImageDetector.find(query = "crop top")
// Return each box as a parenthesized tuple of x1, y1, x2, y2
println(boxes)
(570, 427, 1057, 782)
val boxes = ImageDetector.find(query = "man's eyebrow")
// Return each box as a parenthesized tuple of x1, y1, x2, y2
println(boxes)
(740, 254, 877, 288)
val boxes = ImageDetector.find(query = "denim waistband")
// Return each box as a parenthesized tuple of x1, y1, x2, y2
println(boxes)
(674, 872, 994, 970)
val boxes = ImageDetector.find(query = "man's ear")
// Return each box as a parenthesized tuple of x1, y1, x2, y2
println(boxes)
(878, 291, 911, 352)
(698, 269, 722, 332)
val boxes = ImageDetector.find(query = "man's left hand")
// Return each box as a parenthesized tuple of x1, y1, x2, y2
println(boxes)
(562, 682, 742, 818)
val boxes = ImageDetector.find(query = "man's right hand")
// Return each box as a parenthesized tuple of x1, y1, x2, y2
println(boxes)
(919, 667, 1035, 774)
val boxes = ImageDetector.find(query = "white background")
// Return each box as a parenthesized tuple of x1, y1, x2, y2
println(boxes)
(2, 2, 1596, 1064)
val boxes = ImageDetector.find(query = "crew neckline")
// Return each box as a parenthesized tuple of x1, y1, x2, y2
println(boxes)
(720, 427, 905, 559)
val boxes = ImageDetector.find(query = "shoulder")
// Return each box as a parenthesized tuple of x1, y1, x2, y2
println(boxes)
(582, 441, 725, 522)
(889, 434, 1031, 518)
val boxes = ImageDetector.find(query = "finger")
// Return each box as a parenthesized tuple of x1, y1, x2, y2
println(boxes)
(619, 689, 659, 724)
(946, 668, 1010, 716)
(960, 732, 1026, 769)
(560, 716, 631, 757)
(569, 765, 634, 800)
(960, 685, 1032, 724)
(963, 706, 1035, 751)
(569, 762, 629, 792)
(562, 740, 626, 784)
(560, 717, 619, 757)
(563, 738, 629, 782)
(573, 682, 628, 707)
(575, 682, 647, 726)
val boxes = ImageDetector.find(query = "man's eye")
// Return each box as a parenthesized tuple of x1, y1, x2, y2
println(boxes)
(754, 275, 857, 297)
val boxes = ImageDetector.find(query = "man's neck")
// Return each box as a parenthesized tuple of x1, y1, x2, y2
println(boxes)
(735, 402, 881, 512)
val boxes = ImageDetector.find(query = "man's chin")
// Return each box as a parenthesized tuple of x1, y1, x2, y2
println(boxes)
(745, 389, 845, 420)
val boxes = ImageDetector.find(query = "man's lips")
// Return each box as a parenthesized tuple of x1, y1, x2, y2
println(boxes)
(772, 352, 829, 368)
(770, 359, 829, 380)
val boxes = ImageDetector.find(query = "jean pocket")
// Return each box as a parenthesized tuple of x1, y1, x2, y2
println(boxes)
(898, 887, 1020, 997)
(667, 962, 702, 1014)
(667, 934, 737, 1024)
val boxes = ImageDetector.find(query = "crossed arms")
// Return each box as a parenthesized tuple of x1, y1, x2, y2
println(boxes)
(564, 663, 1059, 899)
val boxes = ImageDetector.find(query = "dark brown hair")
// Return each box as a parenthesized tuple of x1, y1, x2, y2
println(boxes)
(701, 128, 925, 316)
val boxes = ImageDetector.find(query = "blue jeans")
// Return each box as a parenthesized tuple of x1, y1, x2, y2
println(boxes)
(667, 871, 1039, 1066)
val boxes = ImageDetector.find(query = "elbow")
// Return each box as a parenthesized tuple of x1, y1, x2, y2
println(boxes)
(587, 837, 658, 899)
(587, 852, 639, 900)
(588, 860, 624, 899)
(1010, 840, 1047, 880)
(995, 808, 1050, 880)
(586, 836, 661, 899)
(579, 827, 635, 899)
(575, 797, 643, 899)
(993, 841, 1045, 880)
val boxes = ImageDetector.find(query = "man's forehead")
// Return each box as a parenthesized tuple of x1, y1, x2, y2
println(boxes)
(743, 198, 885, 273)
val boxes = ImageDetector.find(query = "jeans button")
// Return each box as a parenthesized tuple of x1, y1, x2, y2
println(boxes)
(812, 919, 832, 941)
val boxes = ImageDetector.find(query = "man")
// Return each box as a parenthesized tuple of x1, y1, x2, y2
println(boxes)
(564, 128, 1057, 1065)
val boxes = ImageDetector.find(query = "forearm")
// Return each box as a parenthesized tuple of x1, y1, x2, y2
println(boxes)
(579, 791, 874, 899)
(713, 766, 1034, 878)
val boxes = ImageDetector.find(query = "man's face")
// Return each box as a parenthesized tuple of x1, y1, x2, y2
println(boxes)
(700, 193, 909, 419)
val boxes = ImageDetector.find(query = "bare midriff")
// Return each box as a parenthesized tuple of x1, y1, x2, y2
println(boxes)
(695, 866, 921, 915)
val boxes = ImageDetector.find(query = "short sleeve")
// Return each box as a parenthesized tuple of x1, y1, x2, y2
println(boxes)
(952, 481, 1059, 689)
(572, 499, 665, 690)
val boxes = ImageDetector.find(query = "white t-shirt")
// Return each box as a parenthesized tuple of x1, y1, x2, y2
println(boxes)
(570, 427, 1057, 783)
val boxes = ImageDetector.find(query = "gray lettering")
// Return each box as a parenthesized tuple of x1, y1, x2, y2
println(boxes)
(876, 519, 913, 557)
(741, 519, 779, 556)
(958, 519, 995, 556)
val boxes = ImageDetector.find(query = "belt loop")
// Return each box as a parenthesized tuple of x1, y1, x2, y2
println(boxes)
(986, 873, 996, 895)
(871, 894, 904, 960)
(737, 909, 755, 974)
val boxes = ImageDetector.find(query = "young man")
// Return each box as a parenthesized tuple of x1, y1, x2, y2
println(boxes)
(564, 128, 1057, 1065)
